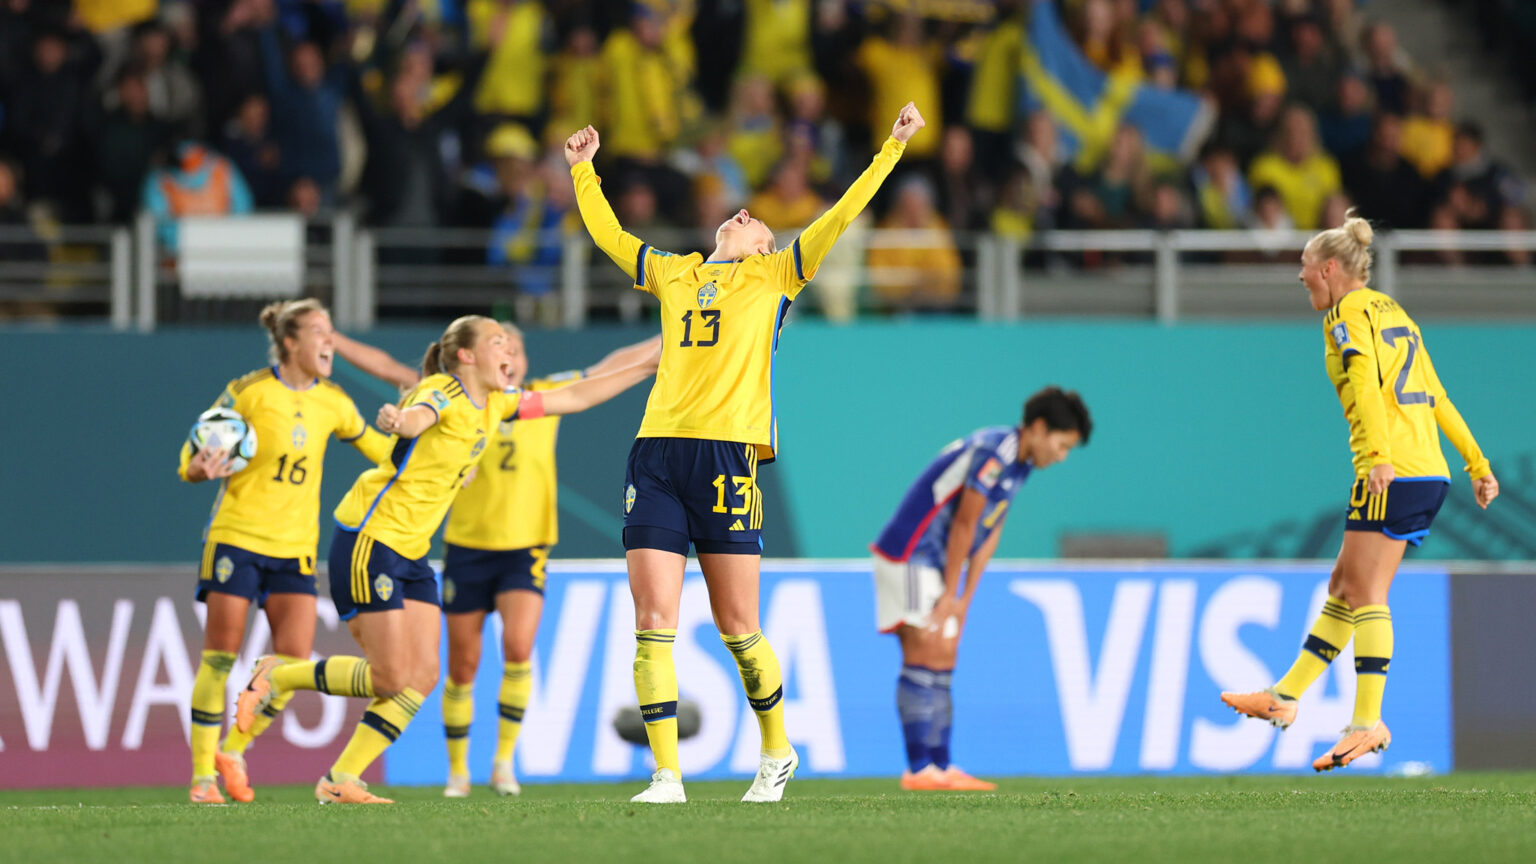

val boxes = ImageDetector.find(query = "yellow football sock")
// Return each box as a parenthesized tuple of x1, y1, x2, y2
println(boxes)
(272, 655, 373, 697)
(190, 650, 235, 779)
(443, 679, 474, 776)
(633, 629, 680, 776)
(1274, 597, 1355, 699)
(331, 687, 424, 778)
(223, 654, 301, 755)
(1351, 605, 1393, 727)
(721, 631, 791, 757)
(495, 661, 532, 764)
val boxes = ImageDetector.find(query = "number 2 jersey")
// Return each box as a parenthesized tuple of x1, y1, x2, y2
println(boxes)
(179, 367, 391, 561)
(334, 373, 531, 559)
(1323, 287, 1489, 480)
(872, 426, 1031, 569)
(443, 372, 578, 551)
(572, 136, 907, 461)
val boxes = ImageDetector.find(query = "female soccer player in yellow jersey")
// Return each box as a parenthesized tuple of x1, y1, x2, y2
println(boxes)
(565, 101, 926, 804)
(178, 299, 393, 804)
(1221, 213, 1500, 771)
(334, 326, 662, 798)
(234, 315, 657, 804)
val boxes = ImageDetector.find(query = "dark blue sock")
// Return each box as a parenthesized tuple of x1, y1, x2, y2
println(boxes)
(896, 665, 938, 773)
(928, 669, 954, 770)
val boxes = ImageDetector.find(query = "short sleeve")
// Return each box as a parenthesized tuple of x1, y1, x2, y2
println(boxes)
(771, 244, 809, 299)
(636, 246, 685, 295)
(964, 448, 1005, 494)
(333, 390, 367, 441)
(1329, 302, 1376, 367)
(407, 378, 455, 422)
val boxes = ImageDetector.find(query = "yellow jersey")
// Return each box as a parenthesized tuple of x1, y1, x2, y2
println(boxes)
(179, 367, 391, 561)
(443, 373, 578, 551)
(1323, 288, 1490, 480)
(573, 136, 907, 461)
(334, 374, 525, 559)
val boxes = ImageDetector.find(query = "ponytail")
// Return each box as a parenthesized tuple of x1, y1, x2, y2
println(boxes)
(259, 298, 326, 364)
(1305, 209, 1375, 284)
(422, 315, 494, 376)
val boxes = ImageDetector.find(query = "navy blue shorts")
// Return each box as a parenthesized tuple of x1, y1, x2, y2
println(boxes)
(622, 437, 764, 556)
(441, 544, 549, 612)
(197, 541, 316, 605)
(1344, 477, 1450, 546)
(328, 528, 440, 620)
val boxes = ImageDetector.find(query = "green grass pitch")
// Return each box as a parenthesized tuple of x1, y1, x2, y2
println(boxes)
(6, 775, 1536, 864)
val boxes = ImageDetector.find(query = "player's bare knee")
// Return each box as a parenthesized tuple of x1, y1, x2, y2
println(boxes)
(634, 608, 675, 631)
(448, 657, 478, 685)
(503, 639, 534, 665)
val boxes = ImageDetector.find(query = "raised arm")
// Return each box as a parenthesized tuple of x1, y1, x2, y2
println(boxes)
(790, 103, 924, 285)
(334, 332, 422, 390)
(536, 341, 660, 417)
(565, 125, 648, 284)
(585, 334, 664, 377)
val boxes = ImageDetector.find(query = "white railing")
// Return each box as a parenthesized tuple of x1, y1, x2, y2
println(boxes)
(5, 220, 1535, 329)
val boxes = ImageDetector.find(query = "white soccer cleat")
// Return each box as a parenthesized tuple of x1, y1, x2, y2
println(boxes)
(490, 761, 521, 796)
(630, 768, 686, 803)
(741, 747, 798, 803)
(443, 772, 471, 798)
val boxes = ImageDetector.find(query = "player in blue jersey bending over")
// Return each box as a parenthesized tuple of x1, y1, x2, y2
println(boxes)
(871, 386, 1091, 790)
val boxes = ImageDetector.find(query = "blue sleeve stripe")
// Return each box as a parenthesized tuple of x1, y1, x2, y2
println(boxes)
(792, 238, 805, 281)
(635, 244, 650, 287)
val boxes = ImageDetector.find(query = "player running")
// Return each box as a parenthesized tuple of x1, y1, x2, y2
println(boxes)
(565, 102, 926, 803)
(337, 326, 661, 798)
(234, 315, 656, 804)
(872, 387, 1091, 791)
(1221, 212, 1499, 771)
(179, 299, 392, 804)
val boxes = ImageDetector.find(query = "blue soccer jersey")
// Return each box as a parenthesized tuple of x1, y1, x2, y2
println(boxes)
(872, 427, 1032, 568)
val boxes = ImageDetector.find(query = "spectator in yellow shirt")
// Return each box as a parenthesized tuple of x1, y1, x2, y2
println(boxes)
(856, 15, 943, 159)
(1399, 80, 1455, 180)
(600, 6, 686, 162)
(1247, 105, 1341, 230)
(545, 27, 601, 149)
(868, 176, 962, 311)
(470, 0, 550, 129)
(739, 0, 814, 90)
(747, 159, 826, 233)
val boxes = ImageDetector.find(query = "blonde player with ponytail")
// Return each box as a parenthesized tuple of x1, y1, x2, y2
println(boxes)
(1222, 212, 1500, 770)
(233, 316, 656, 804)
(178, 299, 393, 804)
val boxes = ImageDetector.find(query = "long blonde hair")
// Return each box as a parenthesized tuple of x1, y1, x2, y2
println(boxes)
(1305, 209, 1375, 284)
(422, 314, 494, 375)
(259, 298, 326, 364)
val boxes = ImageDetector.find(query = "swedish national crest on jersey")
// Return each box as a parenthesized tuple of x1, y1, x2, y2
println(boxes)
(696, 282, 718, 309)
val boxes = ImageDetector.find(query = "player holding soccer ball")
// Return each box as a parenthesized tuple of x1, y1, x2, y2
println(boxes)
(178, 299, 393, 804)
(871, 387, 1091, 790)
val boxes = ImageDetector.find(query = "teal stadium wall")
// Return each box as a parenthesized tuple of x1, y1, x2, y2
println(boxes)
(3, 321, 1533, 563)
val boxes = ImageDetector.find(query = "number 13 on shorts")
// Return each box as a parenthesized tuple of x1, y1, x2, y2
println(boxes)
(711, 474, 754, 514)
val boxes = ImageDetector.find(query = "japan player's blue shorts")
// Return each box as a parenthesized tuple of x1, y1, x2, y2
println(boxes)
(196, 541, 316, 605)
(622, 437, 764, 556)
(1343, 477, 1450, 546)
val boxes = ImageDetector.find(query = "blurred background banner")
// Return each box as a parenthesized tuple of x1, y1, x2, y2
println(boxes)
(4, 322, 1531, 565)
(0, 566, 376, 789)
(378, 560, 1451, 784)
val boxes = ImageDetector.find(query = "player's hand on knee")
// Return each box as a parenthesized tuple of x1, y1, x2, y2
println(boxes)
(1474, 472, 1499, 509)
(892, 102, 925, 143)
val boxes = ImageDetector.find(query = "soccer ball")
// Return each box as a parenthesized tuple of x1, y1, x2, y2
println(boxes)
(189, 407, 258, 473)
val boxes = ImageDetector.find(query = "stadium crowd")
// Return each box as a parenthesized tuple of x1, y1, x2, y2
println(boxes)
(0, 0, 1530, 315)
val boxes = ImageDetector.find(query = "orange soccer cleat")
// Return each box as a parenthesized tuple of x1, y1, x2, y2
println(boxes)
(315, 773, 394, 804)
(216, 751, 255, 803)
(234, 656, 284, 734)
(900, 764, 952, 790)
(1220, 688, 1298, 729)
(1313, 721, 1391, 772)
(189, 777, 226, 804)
(940, 766, 997, 791)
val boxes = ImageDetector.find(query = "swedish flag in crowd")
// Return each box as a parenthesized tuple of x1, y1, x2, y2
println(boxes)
(1020, 0, 1213, 171)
